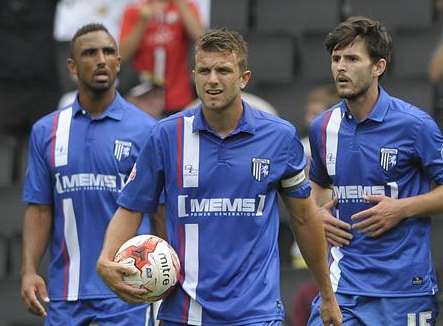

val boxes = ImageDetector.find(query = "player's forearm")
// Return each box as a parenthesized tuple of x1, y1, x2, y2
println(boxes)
(100, 207, 143, 261)
(21, 205, 52, 275)
(174, 0, 204, 40)
(283, 195, 335, 299)
(399, 185, 443, 219)
(290, 207, 335, 300)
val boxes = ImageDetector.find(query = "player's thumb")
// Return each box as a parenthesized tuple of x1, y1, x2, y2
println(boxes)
(37, 282, 50, 303)
(323, 198, 337, 210)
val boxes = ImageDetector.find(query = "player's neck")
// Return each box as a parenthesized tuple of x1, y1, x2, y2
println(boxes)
(78, 88, 116, 118)
(203, 99, 243, 139)
(345, 83, 379, 122)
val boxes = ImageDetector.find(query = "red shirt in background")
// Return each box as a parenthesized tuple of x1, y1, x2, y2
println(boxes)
(120, 0, 201, 112)
(292, 281, 319, 326)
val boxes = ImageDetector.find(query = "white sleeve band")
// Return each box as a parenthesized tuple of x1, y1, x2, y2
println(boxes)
(281, 170, 306, 188)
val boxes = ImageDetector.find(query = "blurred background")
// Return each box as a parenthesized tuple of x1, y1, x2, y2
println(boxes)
(1, 0, 443, 325)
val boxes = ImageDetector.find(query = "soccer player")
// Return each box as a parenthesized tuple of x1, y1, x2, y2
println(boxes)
(307, 16, 443, 325)
(97, 28, 342, 325)
(20, 23, 160, 325)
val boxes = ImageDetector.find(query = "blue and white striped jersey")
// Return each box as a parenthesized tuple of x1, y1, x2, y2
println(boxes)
(309, 87, 443, 297)
(22, 93, 156, 300)
(119, 101, 310, 325)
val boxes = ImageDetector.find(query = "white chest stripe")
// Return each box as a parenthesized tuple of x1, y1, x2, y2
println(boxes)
(183, 116, 200, 188)
(326, 108, 342, 177)
(55, 107, 73, 167)
(63, 198, 80, 301)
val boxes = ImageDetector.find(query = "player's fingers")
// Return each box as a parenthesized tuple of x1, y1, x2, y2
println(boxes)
(116, 282, 149, 297)
(23, 289, 46, 316)
(326, 236, 344, 248)
(352, 217, 378, 231)
(324, 215, 351, 230)
(325, 232, 350, 247)
(36, 282, 50, 303)
(324, 223, 353, 240)
(367, 226, 386, 238)
(117, 284, 151, 303)
(351, 208, 374, 221)
(356, 221, 382, 234)
(363, 194, 385, 203)
(115, 262, 139, 276)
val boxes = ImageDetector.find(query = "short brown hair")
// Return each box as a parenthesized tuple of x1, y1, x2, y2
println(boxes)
(194, 28, 248, 71)
(325, 16, 392, 66)
(70, 23, 115, 57)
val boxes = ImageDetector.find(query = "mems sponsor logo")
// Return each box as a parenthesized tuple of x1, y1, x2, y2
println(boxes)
(55, 173, 126, 194)
(333, 185, 386, 203)
(178, 195, 266, 217)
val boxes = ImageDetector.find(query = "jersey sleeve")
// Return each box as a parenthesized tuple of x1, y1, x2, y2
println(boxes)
(308, 116, 332, 187)
(22, 123, 53, 205)
(118, 125, 164, 213)
(414, 115, 443, 184)
(279, 126, 311, 198)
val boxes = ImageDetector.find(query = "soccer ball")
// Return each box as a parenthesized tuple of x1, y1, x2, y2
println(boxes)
(114, 234, 181, 302)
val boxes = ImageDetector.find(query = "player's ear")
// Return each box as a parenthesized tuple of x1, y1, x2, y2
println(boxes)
(116, 55, 121, 73)
(240, 70, 251, 90)
(67, 57, 78, 78)
(373, 58, 386, 78)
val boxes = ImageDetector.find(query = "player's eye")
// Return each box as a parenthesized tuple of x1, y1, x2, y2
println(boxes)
(103, 47, 116, 55)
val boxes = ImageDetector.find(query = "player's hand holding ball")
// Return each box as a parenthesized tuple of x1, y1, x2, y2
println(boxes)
(113, 235, 181, 303)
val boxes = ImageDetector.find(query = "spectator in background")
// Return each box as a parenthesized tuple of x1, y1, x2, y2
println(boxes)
(119, 0, 204, 116)
(54, 0, 136, 95)
(125, 72, 166, 118)
(300, 84, 339, 158)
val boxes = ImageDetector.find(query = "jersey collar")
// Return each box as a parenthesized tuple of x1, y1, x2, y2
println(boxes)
(342, 87, 391, 123)
(367, 87, 390, 122)
(192, 100, 256, 136)
(72, 92, 125, 121)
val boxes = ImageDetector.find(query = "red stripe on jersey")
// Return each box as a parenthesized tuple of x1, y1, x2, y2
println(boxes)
(320, 110, 333, 165)
(178, 224, 185, 284)
(50, 112, 60, 167)
(176, 117, 184, 189)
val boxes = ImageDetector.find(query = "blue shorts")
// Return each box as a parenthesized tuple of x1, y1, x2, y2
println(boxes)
(45, 297, 155, 326)
(308, 293, 439, 326)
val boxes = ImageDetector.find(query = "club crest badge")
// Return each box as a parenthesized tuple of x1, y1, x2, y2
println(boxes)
(114, 140, 132, 161)
(251, 158, 270, 182)
(380, 148, 398, 172)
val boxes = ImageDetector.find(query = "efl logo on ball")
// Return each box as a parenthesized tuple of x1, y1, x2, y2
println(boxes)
(114, 235, 181, 302)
